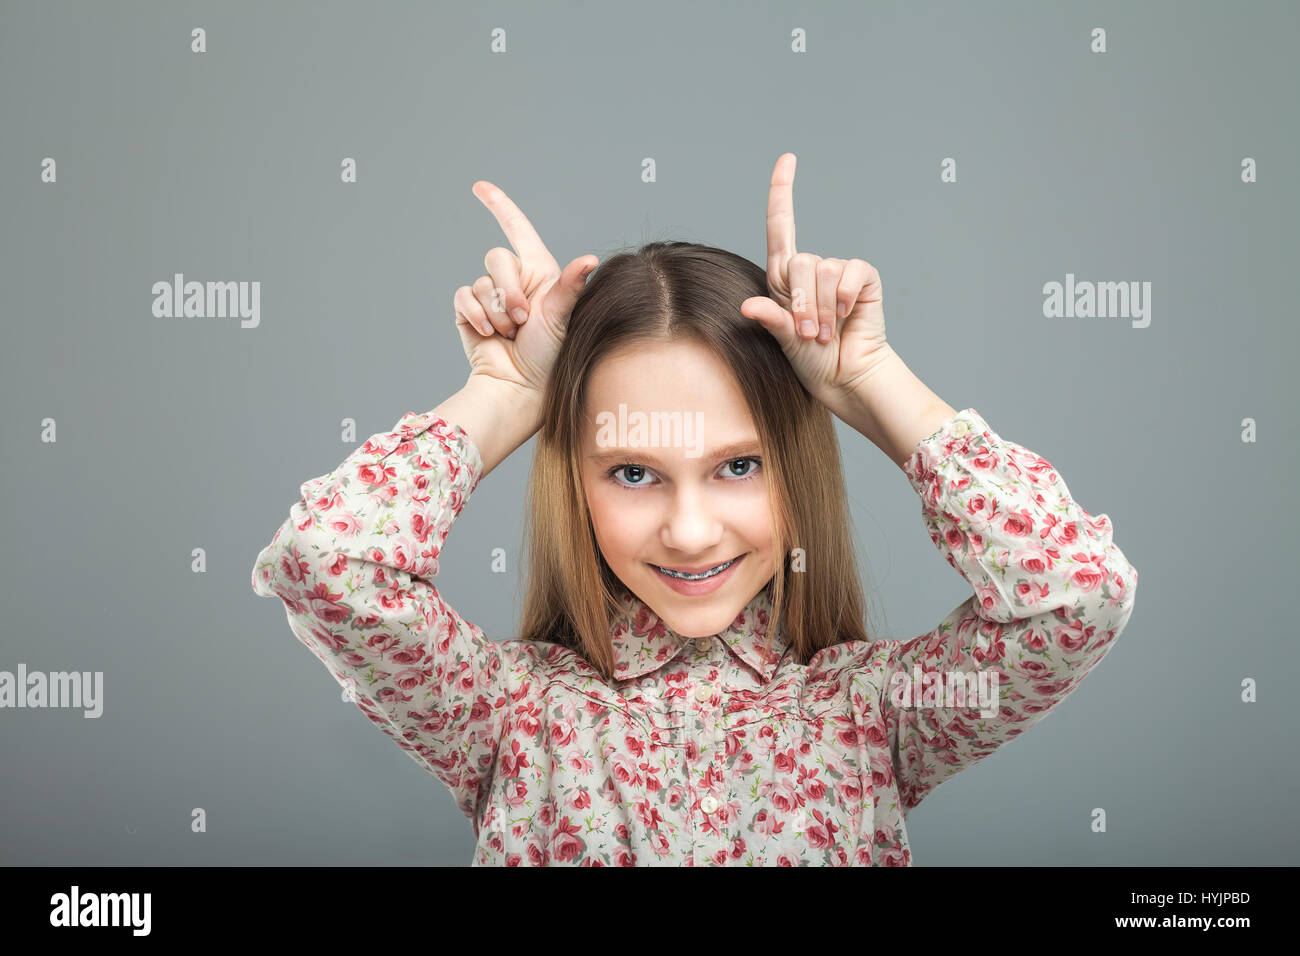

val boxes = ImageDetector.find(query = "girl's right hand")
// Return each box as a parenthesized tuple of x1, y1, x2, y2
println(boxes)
(453, 181, 598, 398)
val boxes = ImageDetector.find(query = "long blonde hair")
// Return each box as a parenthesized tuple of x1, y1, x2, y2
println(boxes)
(519, 241, 873, 681)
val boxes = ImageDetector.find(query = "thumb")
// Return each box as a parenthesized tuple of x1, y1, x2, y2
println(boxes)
(740, 295, 798, 352)
(541, 255, 598, 334)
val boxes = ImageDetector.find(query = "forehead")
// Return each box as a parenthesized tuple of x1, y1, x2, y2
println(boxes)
(580, 339, 758, 451)
(584, 339, 747, 410)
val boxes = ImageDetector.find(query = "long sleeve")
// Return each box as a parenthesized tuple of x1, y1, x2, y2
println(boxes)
(250, 410, 514, 823)
(880, 408, 1138, 811)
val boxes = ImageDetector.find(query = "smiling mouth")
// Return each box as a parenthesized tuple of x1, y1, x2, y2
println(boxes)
(650, 556, 740, 581)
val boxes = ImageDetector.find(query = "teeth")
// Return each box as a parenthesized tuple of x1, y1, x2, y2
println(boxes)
(655, 557, 736, 581)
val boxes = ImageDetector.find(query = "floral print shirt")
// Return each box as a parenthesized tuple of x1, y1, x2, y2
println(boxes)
(251, 406, 1138, 866)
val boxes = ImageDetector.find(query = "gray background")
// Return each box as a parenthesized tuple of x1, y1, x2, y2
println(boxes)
(1, 0, 1296, 865)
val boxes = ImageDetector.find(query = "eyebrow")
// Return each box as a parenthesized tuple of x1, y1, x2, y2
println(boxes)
(587, 441, 764, 469)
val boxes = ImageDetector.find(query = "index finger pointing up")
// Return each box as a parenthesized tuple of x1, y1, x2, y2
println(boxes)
(472, 180, 553, 266)
(765, 153, 798, 269)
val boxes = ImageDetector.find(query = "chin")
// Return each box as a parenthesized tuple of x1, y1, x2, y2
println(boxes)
(654, 604, 739, 639)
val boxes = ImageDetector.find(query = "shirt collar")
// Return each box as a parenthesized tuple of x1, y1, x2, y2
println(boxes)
(609, 580, 789, 684)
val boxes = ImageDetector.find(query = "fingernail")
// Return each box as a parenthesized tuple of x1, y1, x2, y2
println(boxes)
(511, 307, 528, 324)
(800, 320, 816, 336)
(820, 324, 830, 340)
(837, 302, 847, 318)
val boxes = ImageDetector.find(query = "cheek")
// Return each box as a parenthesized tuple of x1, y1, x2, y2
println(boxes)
(586, 487, 648, 558)
(733, 486, 778, 550)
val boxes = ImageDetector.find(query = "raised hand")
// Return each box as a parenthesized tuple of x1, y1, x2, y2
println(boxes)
(739, 153, 895, 414)
(453, 181, 598, 397)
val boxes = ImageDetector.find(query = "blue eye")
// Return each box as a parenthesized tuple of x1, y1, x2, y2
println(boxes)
(605, 457, 762, 490)
(609, 464, 652, 487)
(724, 457, 760, 479)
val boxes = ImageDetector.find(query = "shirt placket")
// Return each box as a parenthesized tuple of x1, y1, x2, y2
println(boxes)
(686, 636, 731, 866)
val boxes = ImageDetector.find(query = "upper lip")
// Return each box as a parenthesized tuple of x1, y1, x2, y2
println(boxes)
(651, 555, 741, 574)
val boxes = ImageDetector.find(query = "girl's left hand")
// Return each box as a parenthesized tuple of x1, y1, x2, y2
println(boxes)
(740, 153, 896, 414)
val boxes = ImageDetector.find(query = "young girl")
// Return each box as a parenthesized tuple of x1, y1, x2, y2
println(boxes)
(251, 154, 1138, 866)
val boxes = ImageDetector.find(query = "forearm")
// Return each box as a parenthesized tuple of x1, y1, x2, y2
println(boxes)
(433, 375, 543, 479)
(834, 347, 958, 471)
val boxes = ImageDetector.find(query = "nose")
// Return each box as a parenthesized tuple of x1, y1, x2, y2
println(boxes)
(659, 483, 724, 556)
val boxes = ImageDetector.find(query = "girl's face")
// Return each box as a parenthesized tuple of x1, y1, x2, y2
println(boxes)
(579, 338, 780, 639)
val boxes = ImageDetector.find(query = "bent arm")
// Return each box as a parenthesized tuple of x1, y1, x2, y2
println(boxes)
(250, 380, 538, 821)
(873, 408, 1139, 810)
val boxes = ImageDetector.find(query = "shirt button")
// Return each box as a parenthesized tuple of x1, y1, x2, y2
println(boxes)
(700, 795, 718, 814)
(694, 683, 714, 702)
(694, 637, 711, 653)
